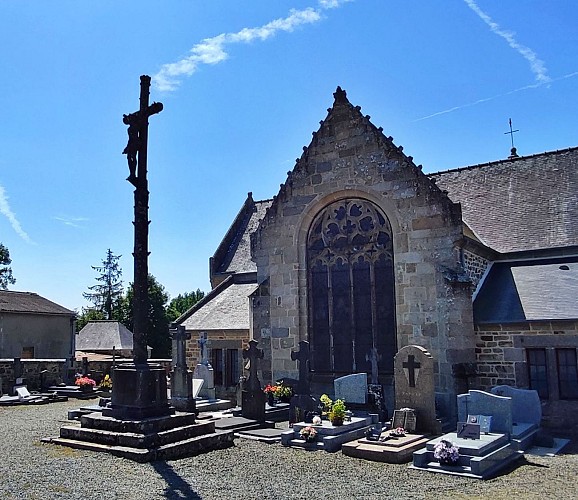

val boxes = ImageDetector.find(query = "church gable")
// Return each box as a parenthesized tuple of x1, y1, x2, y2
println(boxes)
(250, 87, 475, 401)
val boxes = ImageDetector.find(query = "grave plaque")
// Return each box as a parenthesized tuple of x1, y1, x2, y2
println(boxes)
(478, 415, 492, 434)
(457, 422, 481, 440)
(392, 410, 405, 429)
(404, 411, 417, 433)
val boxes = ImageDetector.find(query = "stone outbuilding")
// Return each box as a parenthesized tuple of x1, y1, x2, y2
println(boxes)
(0, 290, 75, 359)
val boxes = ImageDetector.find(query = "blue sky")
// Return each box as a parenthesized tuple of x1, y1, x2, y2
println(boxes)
(1, 0, 577, 312)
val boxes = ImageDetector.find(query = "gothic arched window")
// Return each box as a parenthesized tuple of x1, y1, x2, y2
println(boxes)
(307, 199, 396, 379)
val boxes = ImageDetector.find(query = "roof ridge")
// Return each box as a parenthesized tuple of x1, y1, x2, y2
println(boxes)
(429, 145, 578, 176)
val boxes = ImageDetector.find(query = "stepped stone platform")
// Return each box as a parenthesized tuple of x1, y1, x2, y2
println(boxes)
(48, 385, 98, 400)
(410, 432, 522, 479)
(43, 410, 234, 462)
(195, 398, 233, 412)
(282, 416, 375, 453)
(342, 432, 430, 463)
(213, 415, 283, 443)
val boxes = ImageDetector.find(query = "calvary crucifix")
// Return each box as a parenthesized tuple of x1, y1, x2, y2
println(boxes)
(123, 75, 163, 364)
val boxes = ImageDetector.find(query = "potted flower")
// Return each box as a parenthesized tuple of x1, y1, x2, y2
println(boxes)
(319, 394, 333, 418)
(299, 425, 318, 443)
(328, 399, 347, 426)
(99, 374, 113, 396)
(273, 383, 293, 403)
(263, 384, 277, 405)
(75, 376, 96, 393)
(433, 439, 460, 466)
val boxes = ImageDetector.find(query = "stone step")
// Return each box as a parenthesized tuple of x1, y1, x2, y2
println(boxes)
(44, 429, 234, 463)
(80, 411, 198, 434)
(342, 434, 430, 463)
(60, 420, 216, 448)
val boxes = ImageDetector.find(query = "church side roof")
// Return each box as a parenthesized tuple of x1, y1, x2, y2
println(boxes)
(474, 257, 578, 323)
(76, 320, 134, 351)
(179, 274, 257, 331)
(431, 147, 578, 253)
(210, 192, 273, 281)
(0, 290, 74, 316)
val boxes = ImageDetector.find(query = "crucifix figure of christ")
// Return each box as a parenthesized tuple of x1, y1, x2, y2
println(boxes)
(122, 86, 163, 187)
(291, 340, 311, 396)
(366, 347, 381, 385)
(242, 340, 264, 392)
(403, 354, 421, 388)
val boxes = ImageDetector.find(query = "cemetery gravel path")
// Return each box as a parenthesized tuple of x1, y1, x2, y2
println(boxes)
(1, 400, 577, 500)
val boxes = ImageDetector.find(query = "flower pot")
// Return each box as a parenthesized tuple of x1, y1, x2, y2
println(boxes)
(330, 416, 344, 426)
(79, 384, 93, 393)
(267, 392, 275, 406)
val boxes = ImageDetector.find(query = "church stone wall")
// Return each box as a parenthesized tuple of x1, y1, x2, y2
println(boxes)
(250, 90, 476, 409)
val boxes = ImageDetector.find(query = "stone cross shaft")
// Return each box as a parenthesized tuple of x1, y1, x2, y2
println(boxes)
(366, 347, 381, 385)
(170, 324, 190, 371)
(403, 354, 421, 388)
(198, 332, 209, 365)
(291, 340, 311, 396)
(242, 340, 264, 392)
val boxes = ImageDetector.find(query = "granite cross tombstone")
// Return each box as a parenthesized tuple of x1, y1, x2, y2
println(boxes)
(291, 340, 311, 396)
(243, 340, 264, 392)
(169, 323, 196, 412)
(241, 340, 266, 421)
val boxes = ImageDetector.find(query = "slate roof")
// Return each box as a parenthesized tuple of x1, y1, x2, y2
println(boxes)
(76, 320, 134, 351)
(474, 257, 578, 323)
(211, 193, 273, 278)
(431, 147, 578, 253)
(179, 274, 258, 331)
(0, 290, 74, 316)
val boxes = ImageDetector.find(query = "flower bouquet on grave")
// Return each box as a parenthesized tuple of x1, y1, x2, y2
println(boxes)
(433, 439, 460, 466)
(319, 394, 333, 418)
(299, 425, 318, 443)
(75, 376, 96, 392)
(389, 427, 406, 438)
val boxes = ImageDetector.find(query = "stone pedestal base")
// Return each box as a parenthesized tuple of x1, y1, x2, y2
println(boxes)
(241, 390, 266, 421)
(104, 363, 174, 420)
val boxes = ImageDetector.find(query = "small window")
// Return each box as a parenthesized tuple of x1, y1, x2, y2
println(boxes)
(557, 349, 578, 400)
(527, 348, 549, 399)
(21, 346, 34, 359)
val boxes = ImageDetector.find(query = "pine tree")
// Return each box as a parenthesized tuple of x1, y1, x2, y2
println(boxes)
(0, 243, 15, 290)
(83, 249, 123, 319)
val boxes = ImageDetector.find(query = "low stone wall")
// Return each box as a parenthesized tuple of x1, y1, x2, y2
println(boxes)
(0, 358, 171, 394)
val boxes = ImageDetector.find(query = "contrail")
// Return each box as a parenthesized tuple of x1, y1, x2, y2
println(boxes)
(464, 0, 550, 84)
(153, 0, 353, 91)
(0, 184, 33, 243)
(52, 216, 89, 229)
(414, 72, 578, 122)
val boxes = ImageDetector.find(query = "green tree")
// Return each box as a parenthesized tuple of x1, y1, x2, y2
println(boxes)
(83, 249, 123, 319)
(0, 243, 16, 289)
(117, 274, 171, 358)
(167, 289, 205, 322)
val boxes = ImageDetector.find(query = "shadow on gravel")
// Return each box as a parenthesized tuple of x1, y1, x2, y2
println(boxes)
(152, 461, 202, 499)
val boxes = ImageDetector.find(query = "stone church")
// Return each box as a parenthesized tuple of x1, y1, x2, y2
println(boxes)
(178, 87, 578, 425)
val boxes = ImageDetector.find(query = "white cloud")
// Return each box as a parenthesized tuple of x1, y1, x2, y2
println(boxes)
(464, 0, 550, 84)
(0, 184, 33, 243)
(153, 2, 353, 92)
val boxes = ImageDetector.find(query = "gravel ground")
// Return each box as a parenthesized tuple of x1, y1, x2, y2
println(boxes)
(1, 399, 578, 500)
